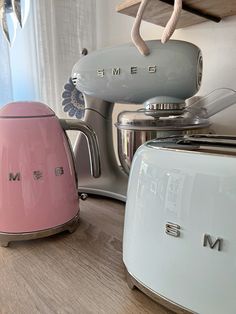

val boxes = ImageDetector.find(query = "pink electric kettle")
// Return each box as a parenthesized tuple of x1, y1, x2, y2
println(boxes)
(0, 101, 100, 247)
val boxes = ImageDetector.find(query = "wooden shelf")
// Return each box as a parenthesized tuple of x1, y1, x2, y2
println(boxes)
(116, 0, 236, 29)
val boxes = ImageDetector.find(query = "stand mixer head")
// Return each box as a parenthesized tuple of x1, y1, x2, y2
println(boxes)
(72, 40, 202, 104)
(67, 40, 204, 201)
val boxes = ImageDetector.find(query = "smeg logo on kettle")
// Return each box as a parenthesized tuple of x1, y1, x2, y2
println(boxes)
(9, 173, 21, 181)
(9, 167, 64, 181)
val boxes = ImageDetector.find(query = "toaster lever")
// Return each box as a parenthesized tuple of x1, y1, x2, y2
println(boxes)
(182, 134, 236, 146)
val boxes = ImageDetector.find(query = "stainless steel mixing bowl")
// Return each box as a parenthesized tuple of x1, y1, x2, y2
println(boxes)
(116, 109, 210, 175)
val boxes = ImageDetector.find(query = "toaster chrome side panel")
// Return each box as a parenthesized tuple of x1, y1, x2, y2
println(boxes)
(123, 143, 236, 314)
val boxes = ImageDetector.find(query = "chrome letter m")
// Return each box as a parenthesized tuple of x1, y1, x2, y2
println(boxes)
(9, 172, 21, 181)
(203, 234, 222, 251)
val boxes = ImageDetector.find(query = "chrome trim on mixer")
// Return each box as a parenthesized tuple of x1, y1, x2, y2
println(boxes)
(0, 212, 80, 247)
(125, 268, 195, 314)
(197, 54, 203, 89)
(145, 103, 186, 111)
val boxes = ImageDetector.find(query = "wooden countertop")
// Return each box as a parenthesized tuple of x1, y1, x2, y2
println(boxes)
(0, 196, 174, 313)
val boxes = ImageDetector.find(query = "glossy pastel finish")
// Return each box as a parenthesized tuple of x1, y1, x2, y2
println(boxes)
(72, 40, 202, 103)
(0, 102, 79, 233)
(0, 101, 55, 117)
(123, 142, 236, 314)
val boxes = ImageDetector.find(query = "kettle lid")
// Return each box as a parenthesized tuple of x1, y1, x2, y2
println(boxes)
(0, 101, 55, 118)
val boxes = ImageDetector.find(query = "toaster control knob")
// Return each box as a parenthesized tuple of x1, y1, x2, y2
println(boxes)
(79, 193, 88, 201)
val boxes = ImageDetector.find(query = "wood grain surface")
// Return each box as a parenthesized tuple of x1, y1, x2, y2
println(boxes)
(0, 196, 174, 314)
(117, 0, 236, 28)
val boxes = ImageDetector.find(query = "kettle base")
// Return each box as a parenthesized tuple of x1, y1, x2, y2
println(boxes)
(125, 268, 193, 314)
(0, 212, 80, 247)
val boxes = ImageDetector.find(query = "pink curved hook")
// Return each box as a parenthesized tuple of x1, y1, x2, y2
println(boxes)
(131, 0, 150, 56)
(131, 0, 182, 56)
(161, 0, 182, 44)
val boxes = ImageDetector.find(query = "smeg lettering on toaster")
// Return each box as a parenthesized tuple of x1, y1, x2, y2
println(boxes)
(97, 65, 157, 77)
(203, 234, 223, 251)
(165, 222, 223, 252)
(9, 167, 64, 181)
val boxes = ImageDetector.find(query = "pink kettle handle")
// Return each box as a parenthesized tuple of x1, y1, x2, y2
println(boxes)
(60, 119, 101, 178)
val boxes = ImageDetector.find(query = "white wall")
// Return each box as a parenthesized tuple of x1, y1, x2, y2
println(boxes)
(96, 0, 236, 134)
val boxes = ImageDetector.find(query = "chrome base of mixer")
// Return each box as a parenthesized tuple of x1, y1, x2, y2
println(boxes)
(79, 173, 128, 202)
(125, 268, 194, 314)
(78, 186, 127, 202)
(0, 212, 80, 247)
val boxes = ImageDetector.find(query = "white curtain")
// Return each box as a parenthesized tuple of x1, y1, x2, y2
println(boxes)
(0, 32, 13, 106)
(0, 3, 40, 107)
(0, 0, 96, 113)
(32, 0, 97, 116)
